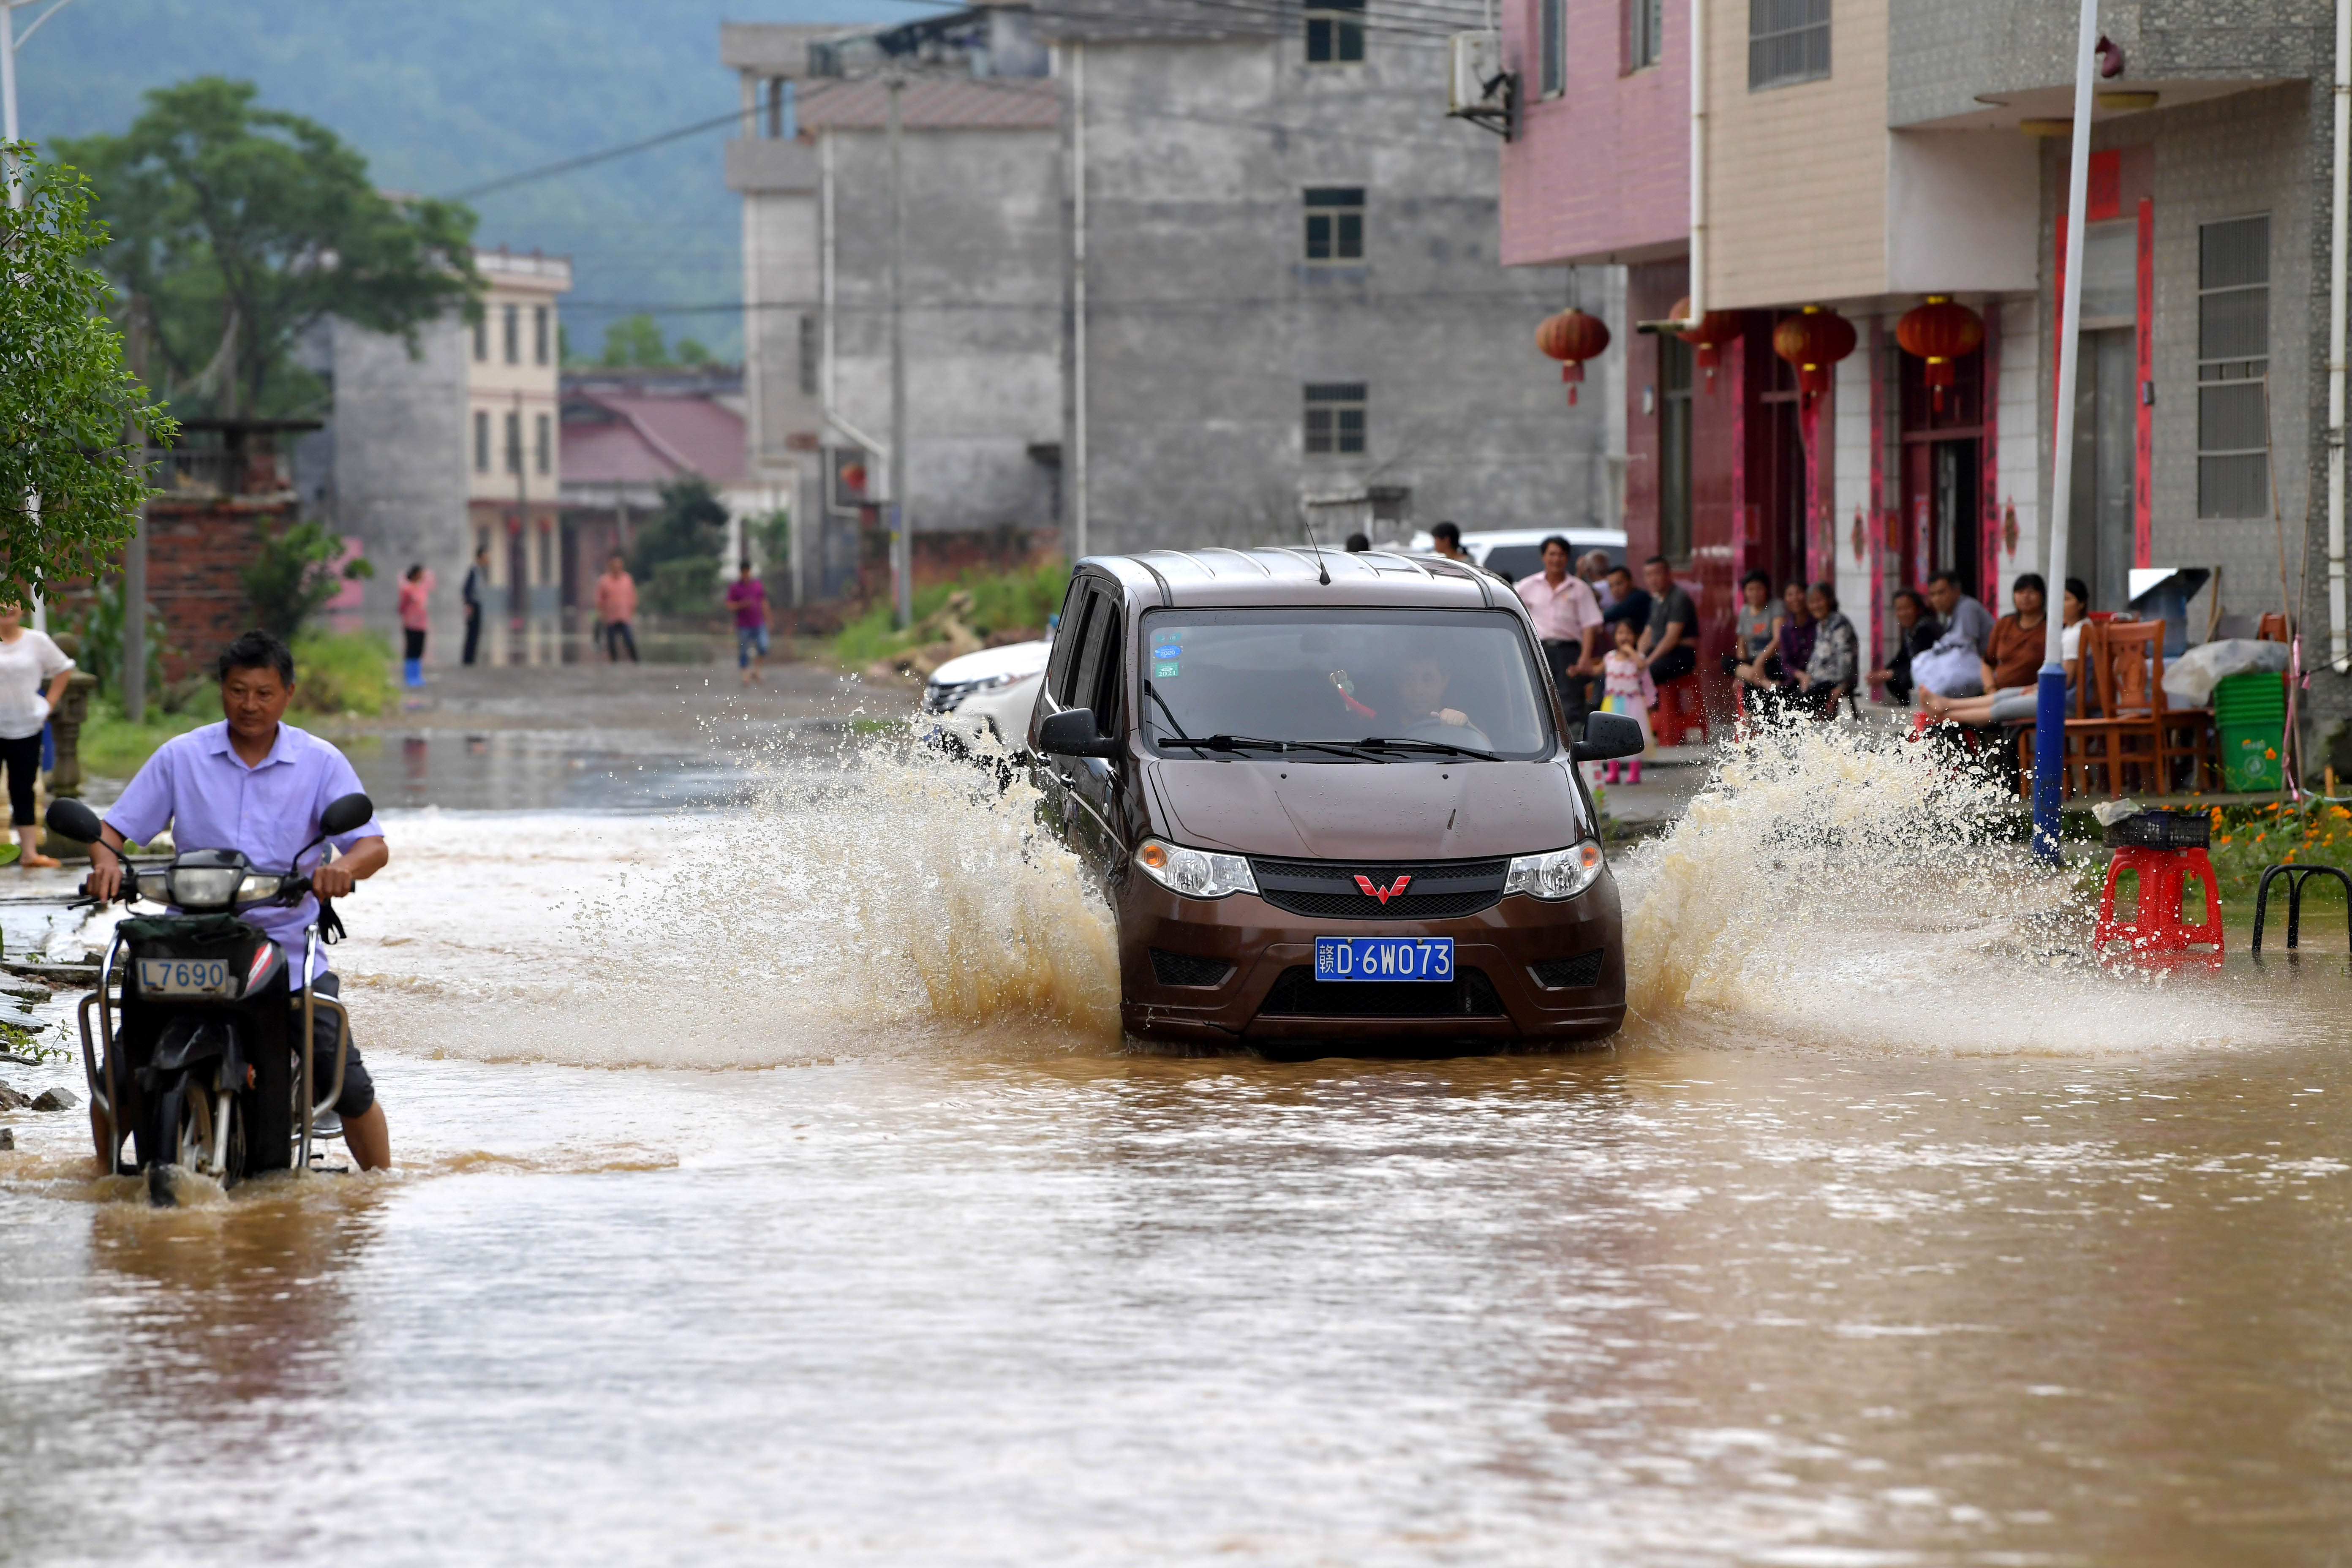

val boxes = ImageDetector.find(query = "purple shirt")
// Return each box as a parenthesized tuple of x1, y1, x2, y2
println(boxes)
(726, 577, 768, 629)
(105, 721, 386, 988)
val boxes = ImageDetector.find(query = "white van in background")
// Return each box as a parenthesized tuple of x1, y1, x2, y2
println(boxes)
(1404, 528, 1630, 585)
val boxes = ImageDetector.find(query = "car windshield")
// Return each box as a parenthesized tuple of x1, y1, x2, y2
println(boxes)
(1139, 608, 1554, 761)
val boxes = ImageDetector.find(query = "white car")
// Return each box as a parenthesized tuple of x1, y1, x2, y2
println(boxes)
(1404, 526, 1630, 585)
(921, 639, 1050, 747)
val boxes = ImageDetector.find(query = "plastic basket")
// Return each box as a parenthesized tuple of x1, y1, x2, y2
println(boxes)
(2102, 808, 2213, 850)
(2219, 722, 2286, 792)
(2212, 670, 2287, 721)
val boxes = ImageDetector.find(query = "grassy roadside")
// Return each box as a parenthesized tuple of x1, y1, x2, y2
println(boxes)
(829, 563, 1069, 671)
(73, 630, 400, 780)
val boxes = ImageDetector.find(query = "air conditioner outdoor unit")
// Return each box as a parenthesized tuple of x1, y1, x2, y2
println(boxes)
(1448, 31, 1502, 117)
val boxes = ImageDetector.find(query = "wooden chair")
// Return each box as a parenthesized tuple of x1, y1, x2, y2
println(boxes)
(2079, 620, 2169, 796)
(2010, 624, 2100, 800)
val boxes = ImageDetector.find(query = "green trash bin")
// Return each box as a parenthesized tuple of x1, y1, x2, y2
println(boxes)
(2212, 670, 2287, 792)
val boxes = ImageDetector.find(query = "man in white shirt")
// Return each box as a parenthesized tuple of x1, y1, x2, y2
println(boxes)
(1513, 535, 1605, 725)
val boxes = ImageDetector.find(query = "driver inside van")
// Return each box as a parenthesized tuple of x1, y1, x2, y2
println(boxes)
(1396, 655, 1490, 749)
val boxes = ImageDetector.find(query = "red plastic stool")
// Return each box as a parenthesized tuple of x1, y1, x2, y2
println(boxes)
(2096, 846, 2224, 954)
(1653, 671, 1709, 747)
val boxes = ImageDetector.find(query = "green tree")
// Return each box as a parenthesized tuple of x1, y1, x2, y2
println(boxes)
(673, 336, 712, 366)
(634, 476, 726, 618)
(242, 517, 373, 639)
(60, 77, 479, 418)
(0, 147, 177, 596)
(599, 313, 670, 368)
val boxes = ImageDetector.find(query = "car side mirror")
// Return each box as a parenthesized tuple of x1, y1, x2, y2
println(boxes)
(45, 798, 103, 844)
(319, 792, 376, 837)
(1037, 707, 1121, 759)
(1572, 711, 1647, 762)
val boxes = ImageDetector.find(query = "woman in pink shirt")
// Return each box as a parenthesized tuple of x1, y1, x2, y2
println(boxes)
(397, 564, 431, 689)
(595, 553, 640, 663)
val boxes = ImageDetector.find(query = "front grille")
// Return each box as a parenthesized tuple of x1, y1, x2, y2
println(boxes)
(1530, 949, 1606, 989)
(1250, 856, 1508, 922)
(1257, 965, 1506, 1018)
(1149, 948, 1234, 988)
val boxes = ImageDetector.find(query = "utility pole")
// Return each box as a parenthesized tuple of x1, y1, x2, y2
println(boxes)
(0, 0, 85, 207)
(888, 73, 912, 630)
(1069, 41, 1088, 563)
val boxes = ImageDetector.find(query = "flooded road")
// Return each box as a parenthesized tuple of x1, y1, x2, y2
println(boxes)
(4, 685, 2350, 1565)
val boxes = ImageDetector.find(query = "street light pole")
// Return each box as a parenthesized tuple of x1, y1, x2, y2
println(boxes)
(2034, 0, 2102, 864)
(887, 73, 911, 630)
(0, 0, 84, 207)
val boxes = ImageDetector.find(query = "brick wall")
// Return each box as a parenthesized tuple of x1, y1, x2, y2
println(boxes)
(53, 499, 280, 686)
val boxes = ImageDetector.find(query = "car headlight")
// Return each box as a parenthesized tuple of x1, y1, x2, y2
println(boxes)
(168, 866, 245, 910)
(925, 671, 1029, 713)
(1135, 838, 1259, 899)
(1503, 841, 1605, 901)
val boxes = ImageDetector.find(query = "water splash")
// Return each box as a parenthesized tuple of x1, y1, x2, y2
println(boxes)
(1615, 718, 2267, 1054)
(343, 731, 1120, 1069)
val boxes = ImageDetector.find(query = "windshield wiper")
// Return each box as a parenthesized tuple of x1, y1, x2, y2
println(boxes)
(1346, 735, 1502, 762)
(1158, 734, 1374, 761)
(1142, 680, 1192, 742)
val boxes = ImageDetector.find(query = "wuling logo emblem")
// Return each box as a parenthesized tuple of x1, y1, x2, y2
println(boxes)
(1353, 874, 1412, 905)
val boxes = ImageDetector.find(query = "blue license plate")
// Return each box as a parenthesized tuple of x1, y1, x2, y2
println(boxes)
(1314, 936, 1454, 982)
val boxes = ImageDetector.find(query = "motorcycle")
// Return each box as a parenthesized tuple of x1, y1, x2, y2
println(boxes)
(45, 792, 376, 1206)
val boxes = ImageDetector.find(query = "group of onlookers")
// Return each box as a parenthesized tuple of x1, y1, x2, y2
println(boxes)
(1723, 573, 1860, 720)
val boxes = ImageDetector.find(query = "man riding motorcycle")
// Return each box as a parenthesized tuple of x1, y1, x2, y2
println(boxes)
(82, 630, 392, 1171)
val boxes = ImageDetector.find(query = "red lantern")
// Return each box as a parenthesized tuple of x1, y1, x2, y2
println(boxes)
(1668, 296, 1743, 375)
(1535, 308, 1611, 406)
(1771, 305, 1857, 400)
(1896, 295, 1985, 411)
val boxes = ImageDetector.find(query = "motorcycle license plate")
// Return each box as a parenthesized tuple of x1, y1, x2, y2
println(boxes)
(137, 958, 233, 998)
(1314, 936, 1453, 982)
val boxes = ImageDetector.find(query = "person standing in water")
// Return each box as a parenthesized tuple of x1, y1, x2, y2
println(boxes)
(725, 561, 770, 686)
(397, 564, 431, 689)
(595, 553, 640, 663)
(0, 600, 73, 869)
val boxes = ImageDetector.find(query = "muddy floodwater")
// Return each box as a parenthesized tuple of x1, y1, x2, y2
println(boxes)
(3, 681, 2351, 1565)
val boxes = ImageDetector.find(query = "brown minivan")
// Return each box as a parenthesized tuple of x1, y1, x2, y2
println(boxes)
(1026, 547, 1644, 1054)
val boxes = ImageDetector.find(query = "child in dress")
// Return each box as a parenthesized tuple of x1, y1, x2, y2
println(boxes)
(1597, 617, 1657, 785)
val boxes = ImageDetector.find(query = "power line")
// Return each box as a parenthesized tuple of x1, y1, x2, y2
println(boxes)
(444, 107, 746, 201)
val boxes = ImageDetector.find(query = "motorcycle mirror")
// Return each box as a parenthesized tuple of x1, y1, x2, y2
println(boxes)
(45, 798, 103, 844)
(318, 792, 376, 837)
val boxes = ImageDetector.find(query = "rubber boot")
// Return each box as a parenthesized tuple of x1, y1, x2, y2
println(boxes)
(1603, 761, 1619, 786)
(403, 657, 423, 689)
(1629, 759, 1643, 785)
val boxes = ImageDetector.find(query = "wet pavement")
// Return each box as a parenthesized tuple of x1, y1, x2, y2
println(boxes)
(2, 666, 2349, 1566)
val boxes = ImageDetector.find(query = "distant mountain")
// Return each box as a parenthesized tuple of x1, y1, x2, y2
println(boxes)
(18, 0, 920, 360)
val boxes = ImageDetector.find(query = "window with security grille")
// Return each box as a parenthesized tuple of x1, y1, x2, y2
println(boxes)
(1305, 0, 1364, 63)
(1304, 188, 1364, 262)
(1304, 383, 1367, 456)
(2198, 215, 2269, 519)
(1749, 0, 1828, 89)
(1629, 0, 1663, 68)
(798, 314, 819, 396)
(1539, 0, 1566, 95)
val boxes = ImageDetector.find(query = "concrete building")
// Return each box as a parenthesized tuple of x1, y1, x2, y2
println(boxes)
(1491, 0, 2348, 759)
(465, 249, 573, 622)
(723, 3, 1617, 592)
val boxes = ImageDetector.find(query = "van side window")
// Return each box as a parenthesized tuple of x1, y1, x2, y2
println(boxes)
(1070, 588, 1117, 722)
(1048, 581, 1096, 707)
(1089, 609, 1124, 736)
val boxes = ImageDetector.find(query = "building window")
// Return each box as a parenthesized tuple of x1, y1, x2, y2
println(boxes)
(1748, 0, 1829, 90)
(1304, 188, 1364, 263)
(1305, 0, 1364, 64)
(2198, 214, 2270, 519)
(765, 77, 796, 139)
(1539, 0, 1566, 96)
(504, 410, 522, 475)
(502, 303, 520, 365)
(798, 313, 819, 397)
(533, 305, 550, 366)
(534, 412, 551, 475)
(1628, 0, 1664, 69)
(472, 315, 487, 362)
(1658, 335, 1693, 561)
(1304, 383, 1367, 456)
